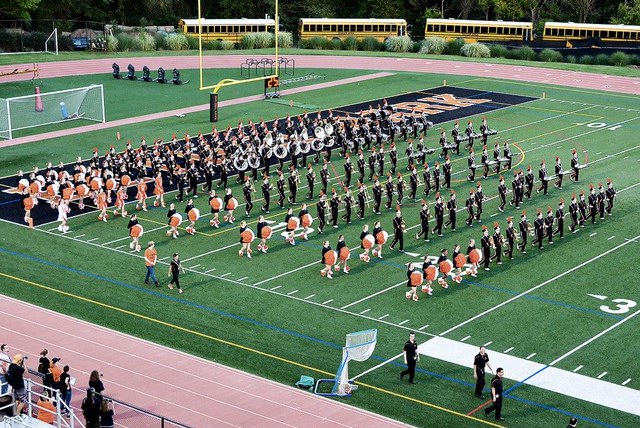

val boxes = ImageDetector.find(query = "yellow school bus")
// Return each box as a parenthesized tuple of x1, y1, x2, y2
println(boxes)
(543, 22, 640, 47)
(298, 18, 408, 42)
(178, 18, 276, 43)
(425, 19, 533, 43)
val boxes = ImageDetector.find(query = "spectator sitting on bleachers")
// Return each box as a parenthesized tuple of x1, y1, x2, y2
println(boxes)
(37, 395, 55, 424)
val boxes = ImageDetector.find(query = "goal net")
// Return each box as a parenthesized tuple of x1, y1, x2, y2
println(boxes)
(0, 84, 105, 139)
(314, 329, 377, 397)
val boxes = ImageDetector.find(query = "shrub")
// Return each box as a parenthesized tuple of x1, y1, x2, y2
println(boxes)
(460, 43, 490, 58)
(538, 48, 563, 62)
(411, 40, 422, 53)
(0, 29, 19, 52)
(25, 31, 47, 51)
(133, 32, 156, 51)
(489, 44, 508, 58)
(518, 46, 536, 61)
(595, 53, 611, 66)
(446, 37, 465, 55)
(220, 40, 234, 50)
(330, 38, 342, 50)
(611, 51, 632, 66)
(164, 33, 188, 50)
(359, 36, 382, 51)
(58, 34, 74, 51)
(565, 55, 577, 64)
(105, 34, 118, 52)
(419, 37, 446, 55)
(630, 54, 640, 66)
(254, 32, 274, 48)
(204, 40, 222, 50)
(342, 36, 358, 51)
(384, 35, 412, 52)
(578, 55, 594, 65)
(153, 33, 165, 50)
(308, 36, 330, 50)
(241, 33, 256, 49)
(115, 33, 134, 51)
(185, 35, 199, 50)
(277, 32, 293, 48)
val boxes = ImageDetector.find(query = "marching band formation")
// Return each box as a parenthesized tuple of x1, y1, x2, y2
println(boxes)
(13, 101, 616, 297)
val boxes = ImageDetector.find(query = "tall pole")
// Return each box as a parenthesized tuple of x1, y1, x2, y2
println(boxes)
(198, 1, 203, 90)
(275, 0, 279, 77)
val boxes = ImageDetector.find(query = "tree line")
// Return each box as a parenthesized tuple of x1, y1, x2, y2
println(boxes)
(3, 0, 640, 37)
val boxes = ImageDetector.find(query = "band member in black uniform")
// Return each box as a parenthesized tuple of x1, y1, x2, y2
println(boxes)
(433, 162, 441, 193)
(480, 118, 489, 146)
(415, 200, 430, 242)
(400, 332, 419, 384)
(481, 145, 490, 179)
(357, 182, 367, 219)
(525, 165, 535, 199)
(287, 166, 299, 204)
(569, 194, 579, 233)
(343, 154, 353, 188)
(492, 142, 501, 173)
(377, 146, 385, 177)
(186, 164, 199, 198)
(389, 143, 398, 175)
(597, 183, 606, 220)
(438, 131, 448, 159)
(417, 136, 427, 165)
(202, 160, 215, 193)
(367, 149, 376, 181)
(385, 174, 394, 209)
(518, 211, 528, 253)
(389, 209, 405, 252)
(217, 160, 228, 190)
(480, 226, 491, 271)
(466, 189, 476, 226)
(475, 183, 484, 222)
(473, 346, 493, 399)
(445, 190, 457, 231)
(320, 162, 329, 196)
(511, 170, 523, 208)
(578, 190, 588, 226)
(317, 192, 327, 234)
(342, 188, 354, 224)
(464, 120, 474, 150)
(443, 156, 452, 189)
(409, 167, 419, 200)
(306, 164, 316, 200)
(329, 189, 340, 228)
(405, 140, 415, 171)
(396, 173, 406, 206)
(372, 177, 382, 214)
(537, 160, 548, 195)
(468, 149, 477, 182)
(484, 368, 505, 421)
(176, 171, 187, 202)
(492, 223, 503, 264)
(555, 199, 565, 239)
(276, 170, 286, 208)
(532, 209, 545, 249)
(545, 207, 554, 244)
(451, 121, 461, 155)
(588, 184, 598, 223)
(570, 149, 581, 182)
(357, 151, 366, 184)
(497, 176, 507, 212)
(261, 175, 272, 213)
(503, 141, 512, 170)
(505, 217, 516, 260)
(242, 176, 254, 217)
(554, 156, 564, 189)
(423, 163, 432, 196)
(431, 192, 444, 237)
(605, 178, 616, 215)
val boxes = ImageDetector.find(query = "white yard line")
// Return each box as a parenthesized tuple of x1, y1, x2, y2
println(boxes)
(419, 325, 429, 330)
(181, 242, 239, 262)
(597, 372, 608, 379)
(573, 365, 583, 372)
(622, 378, 632, 386)
(440, 234, 640, 336)
(504, 347, 514, 354)
(549, 308, 640, 366)
(526, 353, 536, 360)
(101, 225, 166, 245)
(322, 299, 333, 305)
(359, 309, 370, 315)
(340, 280, 406, 310)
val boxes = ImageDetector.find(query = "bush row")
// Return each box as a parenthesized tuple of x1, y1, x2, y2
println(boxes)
(0, 29, 74, 52)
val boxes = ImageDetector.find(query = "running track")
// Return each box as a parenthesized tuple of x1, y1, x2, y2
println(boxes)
(0, 295, 410, 427)
(1, 54, 639, 148)
(1, 54, 638, 426)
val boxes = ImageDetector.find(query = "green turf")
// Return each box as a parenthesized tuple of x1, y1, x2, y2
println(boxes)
(1, 61, 640, 428)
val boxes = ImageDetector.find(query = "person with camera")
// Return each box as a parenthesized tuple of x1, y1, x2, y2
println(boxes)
(99, 399, 115, 428)
(82, 388, 101, 428)
(7, 354, 28, 417)
(89, 370, 105, 403)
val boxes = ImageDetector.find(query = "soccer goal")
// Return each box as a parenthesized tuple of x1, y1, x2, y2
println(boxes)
(0, 84, 105, 139)
(314, 329, 377, 397)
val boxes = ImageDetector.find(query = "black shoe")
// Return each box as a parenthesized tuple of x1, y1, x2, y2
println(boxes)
(475, 394, 485, 399)
(144, 280, 149, 285)
(497, 418, 505, 421)
(409, 380, 416, 384)
(485, 410, 490, 418)
(155, 282, 160, 287)
(400, 372, 404, 380)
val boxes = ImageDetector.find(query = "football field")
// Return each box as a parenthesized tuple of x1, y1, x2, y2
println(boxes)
(1, 63, 639, 427)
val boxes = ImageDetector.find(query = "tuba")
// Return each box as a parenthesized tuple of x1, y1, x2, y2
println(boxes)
(300, 140, 311, 154)
(324, 123, 334, 136)
(290, 141, 301, 156)
(311, 138, 325, 152)
(247, 152, 260, 169)
(233, 155, 248, 172)
(274, 144, 288, 159)
(264, 132, 274, 148)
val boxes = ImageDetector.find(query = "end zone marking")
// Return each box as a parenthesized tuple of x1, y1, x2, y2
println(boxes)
(622, 378, 632, 386)
(573, 365, 583, 372)
(597, 372, 608, 379)
(504, 347, 514, 354)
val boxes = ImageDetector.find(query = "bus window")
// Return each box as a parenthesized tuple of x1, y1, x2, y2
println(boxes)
(364, 25, 371, 32)
(357, 25, 363, 32)
(330, 25, 337, 32)
(446, 25, 453, 32)
(480, 26, 488, 34)
(323, 24, 330, 31)
(488, 26, 496, 34)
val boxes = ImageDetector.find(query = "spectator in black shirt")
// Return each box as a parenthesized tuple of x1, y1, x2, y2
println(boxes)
(485, 368, 505, 421)
(168, 253, 184, 294)
(82, 388, 101, 428)
(60, 365, 72, 417)
(7, 354, 28, 416)
(400, 332, 419, 384)
(473, 346, 493, 398)
(89, 370, 104, 403)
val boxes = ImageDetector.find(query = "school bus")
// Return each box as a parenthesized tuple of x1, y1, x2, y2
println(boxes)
(298, 18, 408, 42)
(543, 22, 640, 47)
(178, 18, 276, 43)
(425, 19, 533, 43)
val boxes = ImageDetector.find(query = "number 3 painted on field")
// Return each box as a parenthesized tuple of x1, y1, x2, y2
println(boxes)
(600, 299, 637, 314)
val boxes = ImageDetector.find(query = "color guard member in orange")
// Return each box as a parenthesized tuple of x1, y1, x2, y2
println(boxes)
(223, 188, 238, 224)
(57, 200, 70, 233)
(335, 235, 351, 274)
(113, 186, 128, 217)
(451, 244, 466, 284)
(299, 203, 313, 241)
(152, 172, 166, 208)
(239, 220, 255, 259)
(466, 239, 481, 277)
(104, 174, 117, 204)
(422, 256, 437, 296)
(284, 208, 298, 245)
(127, 214, 143, 252)
(320, 241, 336, 280)
(22, 194, 35, 228)
(359, 224, 374, 263)
(256, 215, 272, 254)
(437, 248, 453, 289)
(185, 202, 200, 235)
(371, 221, 387, 259)
(167, 208, 182, 239)
(135, 179, 148, 212)
(208, 190, 222, 228)
(406, 263, 423, 302)
(96, 188, 108, 222)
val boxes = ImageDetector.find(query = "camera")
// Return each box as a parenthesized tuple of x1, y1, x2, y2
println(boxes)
(23, 356, 28, 360)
